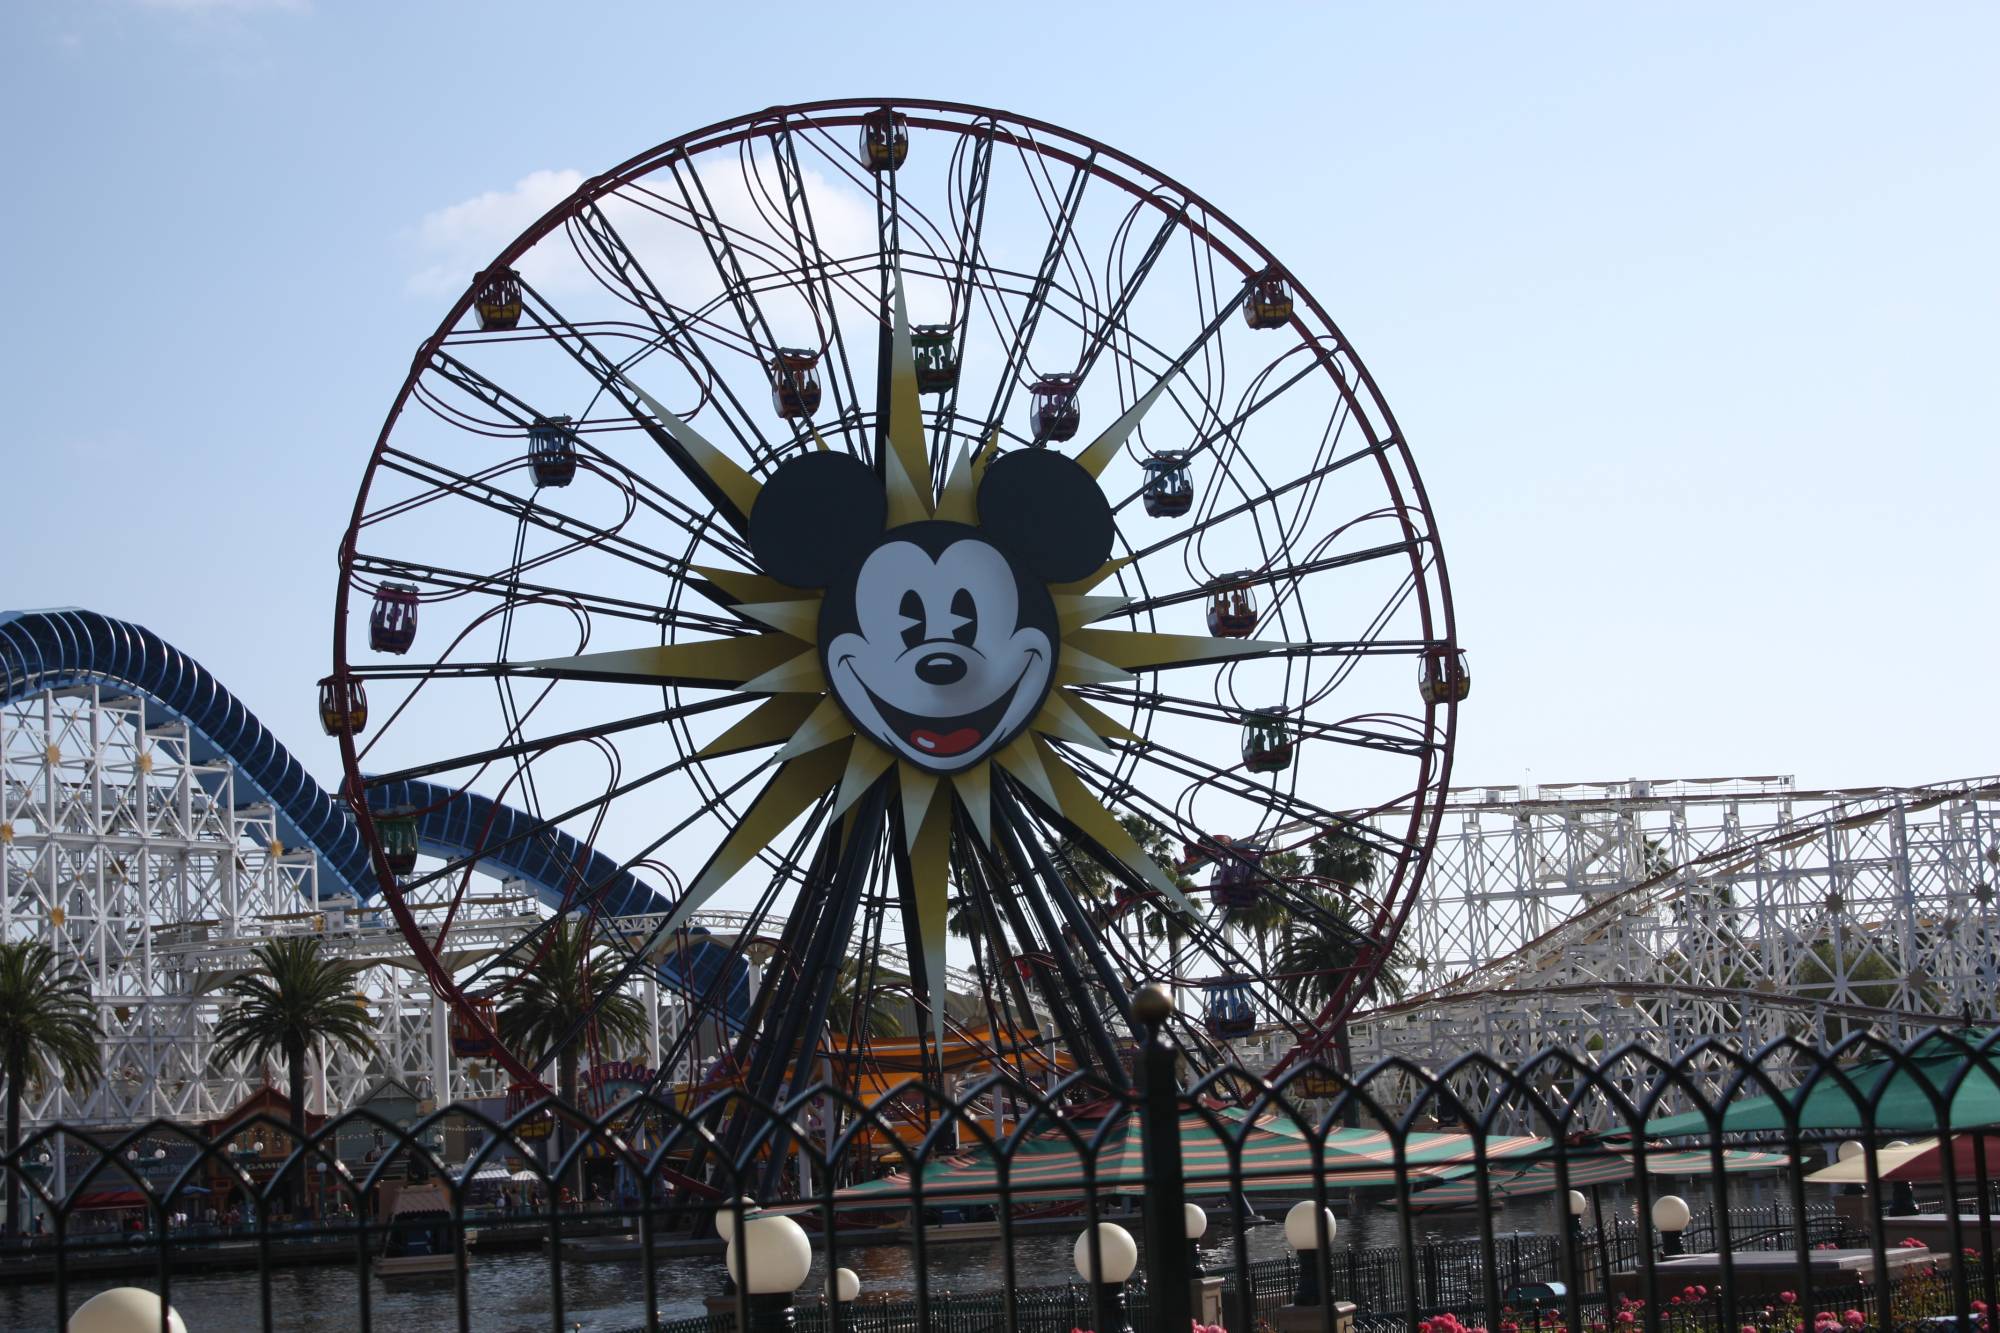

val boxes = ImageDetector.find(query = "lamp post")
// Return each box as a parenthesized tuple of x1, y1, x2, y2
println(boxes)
(832, 1267, 859, 1331)
(1073, 1221, 1138, 1333)
(1284, 1201, 1336, 1306)
(727, 1214, 812, 1332)
(1651, 1195, 1691, 1257)
(1884, 1141, 1920, 1215)
(1838, 1139, 1867, 1198)
(1184, 1202, 1208, 1276)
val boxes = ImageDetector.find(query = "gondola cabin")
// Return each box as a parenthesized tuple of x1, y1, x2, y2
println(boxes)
(317, 675, 367, 738)
(912, 325, 958, 394)
(1241, 708, 1295, 774)
(528, 416, 578, 488)
(473, 268, 523, 332)
(1029, 375, 1080, 444)
(1242, 268, 1294, 330)
(369, 583, 419, 656)
(1418, 647, 1471, 705)
(377, 810, 420, 877)
(1205, 576, 1259, 638)
(1203, 977, 1256, 1039)
(1141, 453, 1194, 517)
(450, 995, 500, 1060)
(860, 109, 910, 173)
(1212, 845, 1263, 910)
(769, 349, 823, 419)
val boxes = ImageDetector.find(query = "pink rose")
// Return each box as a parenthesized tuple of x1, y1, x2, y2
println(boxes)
(1617, 1314, 1635, 1325)
(1780, 1293, 1798, 1306)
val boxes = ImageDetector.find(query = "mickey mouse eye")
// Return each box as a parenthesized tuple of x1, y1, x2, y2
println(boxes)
(898, 589, 925, 651)
(949, 588, 977, 647)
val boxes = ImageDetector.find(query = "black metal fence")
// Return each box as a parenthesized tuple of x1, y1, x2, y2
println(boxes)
(4, 1017, 1998, 1333)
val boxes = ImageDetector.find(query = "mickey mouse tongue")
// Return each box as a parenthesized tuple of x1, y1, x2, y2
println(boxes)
(910, 727, 981, 758)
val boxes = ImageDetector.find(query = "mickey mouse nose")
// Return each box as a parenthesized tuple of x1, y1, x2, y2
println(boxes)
(915, 652, 967, 686)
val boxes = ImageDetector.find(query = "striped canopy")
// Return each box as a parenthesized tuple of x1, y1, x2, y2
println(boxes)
(1401, 1146, 1791, 1209)
(831, 1112, 1550, 1207)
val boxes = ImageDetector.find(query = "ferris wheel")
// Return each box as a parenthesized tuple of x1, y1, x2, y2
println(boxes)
(328, 99, 1462, 1101)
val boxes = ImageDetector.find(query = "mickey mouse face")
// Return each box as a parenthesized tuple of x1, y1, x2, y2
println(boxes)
(749, 449, 1115, 776)
(823, 522, 1054, 771)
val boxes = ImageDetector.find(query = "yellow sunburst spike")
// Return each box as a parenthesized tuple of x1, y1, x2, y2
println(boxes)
(732, 599, 820, 643)
(1053, 594, 1129, 633)
(738, 649, 831, 695)
(697, 694, 823, 759)
(1053, 645, 1133, 688)
(617, 373, 763, 521)
(882, 263, 934, 527)
(1052, 556, 1132, 597)
(898, 761, 940, 841)
(953, 761, 993, 848)
(908, 791, 953, 1057)
(1066, 628, 1284, 672)
(832, 740, 894, 819)
(522, 635, 799, 688)
(995, 735, 1059, 810)
(664, 742, 853, 936)
(1030, 692, 1111, 752)
(935, 438, 982, 525)
(691, 566, 801, 606)
(1074, 376, 1173, 479)
(776, 696, 854, 759)
(1062, 691, 1145, 745)
(1032, 735, 1197, 914)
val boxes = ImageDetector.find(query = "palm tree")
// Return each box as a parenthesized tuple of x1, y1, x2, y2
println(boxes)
(213, 936, 376, 1215)
(828, 958, 907, 1039)
(0, 940, 100, 1236)
(494, 917, 647, 1192)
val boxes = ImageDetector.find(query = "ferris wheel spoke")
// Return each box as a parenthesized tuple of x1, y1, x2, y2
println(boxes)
(347, 552, 736, 634)
(1110, 541, 1421, 621)
(358, 696, 742, 790)
(767, 122, 868, 433)
(974, 155, 1092, 435)
(1075, 684, 1432, 760)
(373, 448, 688, 579)
(1075, 203, 1185, 384)
(1120, 432, 1391, 565)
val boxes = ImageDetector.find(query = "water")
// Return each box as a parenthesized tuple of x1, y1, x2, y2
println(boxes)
(0, 1196, 1566, 1332)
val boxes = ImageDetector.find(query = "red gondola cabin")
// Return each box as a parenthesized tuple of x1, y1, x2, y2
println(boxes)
(1206, 576, 1258, 638)
(1029, 376, 1080, 444)
(450, 996, 500, 1060)
(369, 583, 419, 656)
(474, 268, 523, 332)
(769, 349, 823, 419)
(860, 109, 909, 173)
(1240, 708, 1295, 774)
(1212, 844, 1264, 910)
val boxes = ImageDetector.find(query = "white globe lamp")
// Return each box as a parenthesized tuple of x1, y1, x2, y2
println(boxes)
(69, 1288, 187, 1333)
(1651, 1194, 1692, 1256)
(833, 1267, 860, 1302)
(1072, 1223, 1138, 1333)
(728, 1214, 812, 1295)
(1284, 1201, 1336, 1306)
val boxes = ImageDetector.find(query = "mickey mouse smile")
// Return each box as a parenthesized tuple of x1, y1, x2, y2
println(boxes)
(842, 654, 1042, 760)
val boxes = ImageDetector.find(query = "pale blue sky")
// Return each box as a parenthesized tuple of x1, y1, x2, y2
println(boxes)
(3, 0, 1994, 796)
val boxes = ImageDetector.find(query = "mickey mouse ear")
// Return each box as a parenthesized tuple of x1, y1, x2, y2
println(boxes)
(976, 449, 1115, 585)
(749, 452, 886, 589)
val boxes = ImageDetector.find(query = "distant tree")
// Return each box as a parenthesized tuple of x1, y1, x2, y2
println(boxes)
(0, 940, 100, 1236)
(213, 936, 375, 1216)
(495, 918, 647, 1191)
(828, 959, 907, 1040)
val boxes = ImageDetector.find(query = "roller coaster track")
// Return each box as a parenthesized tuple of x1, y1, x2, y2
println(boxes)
(0, 608, 751, 1026)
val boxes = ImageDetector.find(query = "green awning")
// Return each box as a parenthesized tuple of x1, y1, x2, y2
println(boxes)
(1402, 1147, 1791, 1209)
(830, 1113, 1551, 1207)
(1645, 1032, 2000, 1136)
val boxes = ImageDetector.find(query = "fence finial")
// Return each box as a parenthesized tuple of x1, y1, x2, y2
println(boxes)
(1133, 981, 1174, 1029)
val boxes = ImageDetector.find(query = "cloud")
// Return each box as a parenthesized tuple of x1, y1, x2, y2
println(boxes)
(406, 169, 587, 299)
